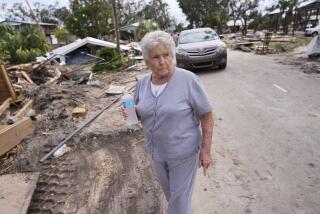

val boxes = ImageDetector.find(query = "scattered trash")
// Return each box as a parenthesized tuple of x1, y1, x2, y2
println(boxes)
(86, 79, 101, 87)
(106, 85, 125, 95)
(126, 64, 143, 72)
(62, 70, 93, 84)
(6, 116, 18, 125)
(301, 62, 320, 74)
(26, 109, 36, 120)
(72, 107, 87, 116)
(238, 45, 252, 52)
(53, 144, 71, 158)
(253, 31, 265, 39)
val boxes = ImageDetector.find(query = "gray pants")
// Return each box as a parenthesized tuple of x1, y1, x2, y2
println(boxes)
(153, 153, 198, 214)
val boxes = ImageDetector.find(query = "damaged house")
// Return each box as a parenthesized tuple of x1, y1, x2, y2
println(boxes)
(49, 37, 130, 65)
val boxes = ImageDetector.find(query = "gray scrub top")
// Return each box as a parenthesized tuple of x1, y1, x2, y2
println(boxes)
(134, 67, 213, 161)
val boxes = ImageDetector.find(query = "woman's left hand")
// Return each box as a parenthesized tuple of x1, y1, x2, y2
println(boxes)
(199, 148, 212, 176)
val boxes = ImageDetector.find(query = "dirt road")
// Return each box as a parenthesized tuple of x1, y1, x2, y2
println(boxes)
(192, 50, 320, 214)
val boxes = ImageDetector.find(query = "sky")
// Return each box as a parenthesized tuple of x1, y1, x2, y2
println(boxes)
(0, 0, 189, 24)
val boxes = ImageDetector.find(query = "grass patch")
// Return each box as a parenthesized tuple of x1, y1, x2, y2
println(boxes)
(268, 36, 313, 53)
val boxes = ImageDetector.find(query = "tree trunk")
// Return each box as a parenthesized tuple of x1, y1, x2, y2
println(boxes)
(243, 18, 247, 36)
(111, 0, 120, 54)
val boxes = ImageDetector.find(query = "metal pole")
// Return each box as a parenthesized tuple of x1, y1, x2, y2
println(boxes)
(25, 0, 45, 36)
(39, 85, 134, 163)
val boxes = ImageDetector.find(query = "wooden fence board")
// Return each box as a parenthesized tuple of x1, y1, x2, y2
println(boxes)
(0, 98, 12, 116)
(0, 64, 16, 103)
(0, 117, 34, 156)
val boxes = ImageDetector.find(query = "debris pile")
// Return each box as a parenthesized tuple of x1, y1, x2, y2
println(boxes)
(301, 62, 320, 74)
(224, 31, 298, 54)
(1, 57, 164, 213)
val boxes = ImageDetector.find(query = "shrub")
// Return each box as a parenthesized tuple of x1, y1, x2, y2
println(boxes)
(0, 25, 49, 64)
(92, 48, 123, 72)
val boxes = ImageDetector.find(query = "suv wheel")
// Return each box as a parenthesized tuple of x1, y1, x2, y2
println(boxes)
(312, 31, 318, 37)
(218, 57, 227, 69)
(218, 62, 227, 69)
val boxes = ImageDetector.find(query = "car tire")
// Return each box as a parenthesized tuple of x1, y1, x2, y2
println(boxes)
(312, 32, 318, 37)
(218, 62, 227, 69)
(218, 57, 227, 69)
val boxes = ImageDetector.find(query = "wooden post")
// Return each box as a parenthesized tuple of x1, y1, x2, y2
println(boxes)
(0, 98, 12, 116)
(0, 64, 16, 102)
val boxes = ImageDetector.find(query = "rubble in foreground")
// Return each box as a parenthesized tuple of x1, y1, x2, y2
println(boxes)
(0, 62, 165, 213)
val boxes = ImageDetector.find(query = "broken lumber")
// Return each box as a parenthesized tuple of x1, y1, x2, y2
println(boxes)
(0, 64, 16, 103)
(0, 172, 39, 214)
(21, 71, 35, 84)
(238, 45, 252, 52)
(15, 100, 33, 118)
(0, 117, 34, 156)
(0, 98, 12, 116)
(234, 41, 257, 46)
(44, 68, 61, 85)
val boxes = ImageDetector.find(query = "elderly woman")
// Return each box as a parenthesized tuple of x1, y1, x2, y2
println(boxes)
(133, 31, 214, 214)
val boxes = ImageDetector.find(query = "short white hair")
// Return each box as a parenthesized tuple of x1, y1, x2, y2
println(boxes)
(140, 30, 176, 64)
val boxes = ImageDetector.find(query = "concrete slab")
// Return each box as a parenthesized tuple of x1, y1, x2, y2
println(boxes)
(0, 172, 40, 214)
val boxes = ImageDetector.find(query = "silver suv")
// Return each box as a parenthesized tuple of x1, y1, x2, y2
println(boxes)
(176, 28, 227, 70)
(305, 25, 320, 37)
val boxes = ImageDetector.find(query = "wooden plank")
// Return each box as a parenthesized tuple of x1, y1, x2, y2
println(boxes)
(0, 172, 40, 214)
(21, 71, 35, 84)
(0, 98, 12, 116)
(0, 64, 16, 102)
(0, 117, 34, 156)
(0, 125, 7, 130)
(0, 73, 10, 103)
(15, 100, 33, 118)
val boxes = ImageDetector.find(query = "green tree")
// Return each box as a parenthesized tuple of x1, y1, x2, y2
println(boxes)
(93, 48, 123, 72)
(175, 23, 184, 33)
(228, 0, 259, 35)
(118, 0, 141, 26)
(135, 20, 159, 40)
(177, 0, 229, 28)
(177, 0, 200, 27)
(277, 0, 298, 34)
(53, 7, 69, 25)
(0, 25, 49, 64)
(65, 0, 113, 38)
(205, 11, 228, 33)
(136, 0, 172, 29)
(53, 27, 73, 44)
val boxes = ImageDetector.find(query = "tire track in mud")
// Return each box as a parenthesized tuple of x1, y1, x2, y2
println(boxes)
(27, 131, 163, 214)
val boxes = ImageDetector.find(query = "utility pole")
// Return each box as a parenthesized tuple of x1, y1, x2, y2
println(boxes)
(25, 0, 45, 36)
(111, 0, 120, 54)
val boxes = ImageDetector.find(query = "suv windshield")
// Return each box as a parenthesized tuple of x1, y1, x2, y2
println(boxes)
(179, 30, 219, 44)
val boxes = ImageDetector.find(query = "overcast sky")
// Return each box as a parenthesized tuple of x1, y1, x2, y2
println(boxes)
(0, 0, 188, 24)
